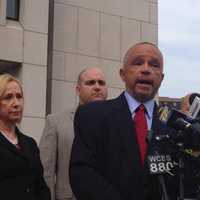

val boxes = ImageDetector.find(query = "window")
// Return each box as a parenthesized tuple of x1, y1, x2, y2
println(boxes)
(0, 60, 21, 76)
(6, 0, 20, 20)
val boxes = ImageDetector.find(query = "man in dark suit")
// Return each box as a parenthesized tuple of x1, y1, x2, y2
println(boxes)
(69, 42, 167, 200)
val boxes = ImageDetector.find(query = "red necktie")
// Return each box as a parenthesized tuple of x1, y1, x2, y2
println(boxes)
(134, 104, 148, 165)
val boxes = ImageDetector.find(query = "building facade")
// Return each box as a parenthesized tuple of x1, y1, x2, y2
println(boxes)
(0, 0, 158, 142)
(159, 96, 182, 110)
(0, 0, 49, 143)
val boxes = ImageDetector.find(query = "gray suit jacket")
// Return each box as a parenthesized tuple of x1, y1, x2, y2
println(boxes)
(39, 109, 76, 200)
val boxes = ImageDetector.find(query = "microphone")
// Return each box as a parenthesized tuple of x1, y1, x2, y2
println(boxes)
(158, 106, 200, 150)
(147, 130, 174, 175)
(189, 96, 200, 119)
(159, 106, 200, 135)
(147, 153, 174, 175)
(154, 134, 170, 142)
(174, 118, 200, 135)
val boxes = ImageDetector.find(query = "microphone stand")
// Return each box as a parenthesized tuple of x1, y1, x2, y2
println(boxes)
(151, 150, 170, 200)
(176, 143, 185, 200)
(158, 174, 170, 200)
(158, 142, 185, 200)
(149, 132, 171, 200)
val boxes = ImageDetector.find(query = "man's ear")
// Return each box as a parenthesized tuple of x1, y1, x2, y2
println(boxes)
(161, 73, 164, 81)
(119, 68, 125, 82)
(76, 85, 80, 96)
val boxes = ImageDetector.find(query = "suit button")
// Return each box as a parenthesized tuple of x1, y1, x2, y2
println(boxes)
(26, 188, 30, 192)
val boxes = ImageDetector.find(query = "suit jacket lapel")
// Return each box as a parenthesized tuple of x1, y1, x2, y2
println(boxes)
(147, 104, 167, 159)
(111, 93, 141, 165)
(17, 129, 35, 160)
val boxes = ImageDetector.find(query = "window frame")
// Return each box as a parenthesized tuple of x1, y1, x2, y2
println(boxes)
(6, 0, 20, 21)
(0, 0, 7, 25)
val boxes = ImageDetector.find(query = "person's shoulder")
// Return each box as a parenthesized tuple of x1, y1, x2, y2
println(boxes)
(79, 98, 117, 112)
(79, 93, 125, 111)
(17, 128, 38, 146)
(76, 97, 123, 121)
(46, 108, 75, 121)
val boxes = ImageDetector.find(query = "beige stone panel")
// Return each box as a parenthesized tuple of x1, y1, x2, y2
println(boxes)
(100, 14, 120, 60)
(64, 53, 100, 82)
(53, 3, 77, 53)
(141, 22, 158, 44)
(24, 31, 48, 66)
(121, 18, 140, 61)
(55, 0, 102, 11)
(108, 87, 124, 99)
(21, 0, 49, 33)
(78, 8, 99, 56)
(21, 64, 47, 117)
(52, 51, 65, 80)
(0, 24, 23, 62)
(150, 3, 158, 24)
(20, 117, 45, 144)
(100, 59, 124, 88)
(51, 80, 76, 113)
(102, 0, 149, 22)
(122, 0, 149, 21)
(101, 0, 122, 17)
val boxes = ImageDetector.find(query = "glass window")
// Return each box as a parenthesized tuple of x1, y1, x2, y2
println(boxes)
(0, 60, 21, 76)
(6, 0, 20, 20)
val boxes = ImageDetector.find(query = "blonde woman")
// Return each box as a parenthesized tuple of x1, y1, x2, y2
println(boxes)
(0, 74, 50, 200)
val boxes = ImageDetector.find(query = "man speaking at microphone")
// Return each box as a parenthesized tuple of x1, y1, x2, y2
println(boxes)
(69, 42, 173, 200)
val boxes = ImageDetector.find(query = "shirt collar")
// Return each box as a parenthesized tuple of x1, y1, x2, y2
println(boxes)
(124, 91, 155, 119)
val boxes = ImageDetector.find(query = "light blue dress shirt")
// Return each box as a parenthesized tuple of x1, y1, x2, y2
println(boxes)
(124, 91, 155, 130)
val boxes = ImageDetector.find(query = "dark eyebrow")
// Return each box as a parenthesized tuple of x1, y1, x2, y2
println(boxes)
(129, 56, 144, 65)
(84, 79, 106, 86)
(149, 58, 161, 68)
(151, 57, 160, 63)
(129, 56, 161, 67)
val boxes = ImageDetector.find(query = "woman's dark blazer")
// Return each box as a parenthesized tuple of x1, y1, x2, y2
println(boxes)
(0, 127, 51, 200)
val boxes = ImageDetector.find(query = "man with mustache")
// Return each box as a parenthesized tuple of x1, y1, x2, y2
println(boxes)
(69, 42, 173, 200)
(39, 67, 108, 200)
